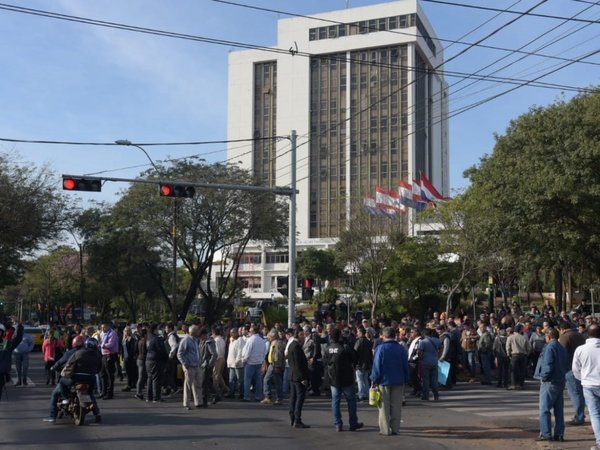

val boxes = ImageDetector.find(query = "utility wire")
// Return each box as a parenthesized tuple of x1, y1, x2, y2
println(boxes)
(0, 2, 595, 93)
(0, 136, 284, 146)
(420, 0, 600, 23)
(211, 0, 600, 67)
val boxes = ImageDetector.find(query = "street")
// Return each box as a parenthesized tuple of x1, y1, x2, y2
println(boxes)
(0, 353, 596, 450)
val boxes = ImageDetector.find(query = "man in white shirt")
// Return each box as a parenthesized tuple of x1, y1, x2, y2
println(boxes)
(226, 328, 245, 398)
(211, 326, 229, 402)
(241, 325, 267, 402)
(572, 324, 600, 450)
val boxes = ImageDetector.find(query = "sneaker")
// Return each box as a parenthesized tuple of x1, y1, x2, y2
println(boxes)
(43, 417, 56, 423)
(569, 419, 585, 426)
(535, 436, 552, 442)
(349, 422, 363, 431)
(273, 400, 282, 405)
(294, 422, 310, 429)
(260, 398, 273, 405)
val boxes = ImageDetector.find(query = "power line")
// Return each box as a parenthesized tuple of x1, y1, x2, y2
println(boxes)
(420, 0, 600, 24)
(211, 0, 600, 67)
(0, 136, 284, 146)
(0, 2, 595, 94)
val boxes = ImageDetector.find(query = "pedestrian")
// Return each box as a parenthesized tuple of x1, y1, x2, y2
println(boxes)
(324, 328, 363, 432)
(13, 329, 34, 386)
(145, 324, 168, 403)
(287, 329, 310, 428)
(99, 322, 119, 399)
(370, 326, 410, 436)
(534, 328, 569, 442)
(199, 327, 217, 407)
(302, 326, 323, 397)
(460, 321, 478, 383)
(261, 329, 285, 405)
(42, 331, 64, 386)
(558, 320, 587, 426)
(418, 328, 441, 401)
(572, 324, 600, 450)
(407, 327, 422, 397)
(493, 329, 510, 388)
(177, 325, 203, 410)
(506, 324, 531, 390)
(241, 325, 267, 402)
(353, 326, 373, 402)
(0, 321, 23, 399)
(135, 326, 148, 401)
(477, 322, 493, 385)
(163, 323, 181, 396)
(211, 326, 228, 402)
(226, 328, 244, 399)
(120, 326, 138, 392)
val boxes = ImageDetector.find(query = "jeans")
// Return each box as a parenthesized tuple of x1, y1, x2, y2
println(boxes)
(421, 365, 439, 400)
(282, 366, 290, 396)
(496, 357, 510, 387)
(355, 369, 370, 400)
(136, 359, 147, 396)
(539, 382, 565, 438)
(330, 384, 359, 428)
(262, 364, 283, 401)
(289, 381, 307, 423)
(511, 355, 527, 387)
(228, 367, 243, 397)
(13, 352, 30, 383)
(244, 363, 263, 401)
(565, 370, 586, 422)
(583, 386, 600, 446)
(101, 353, 117, 396)
(464, 351, 476, 377)
(480, 351, 492, 384)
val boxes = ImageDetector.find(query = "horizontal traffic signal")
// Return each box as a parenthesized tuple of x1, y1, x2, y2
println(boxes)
(62, 176, 102, 192)
(159, 183, 195, 198)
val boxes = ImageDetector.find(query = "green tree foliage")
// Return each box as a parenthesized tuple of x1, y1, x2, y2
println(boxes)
(464, 90, 600, 311)
(0, 154, 66, 285)
(335, 205, 405, 319)
(296, 248, 344, 283)
(112, 160, 288, 324)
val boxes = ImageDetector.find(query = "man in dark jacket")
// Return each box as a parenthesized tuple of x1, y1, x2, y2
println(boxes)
(287, 329, 310, 429)
(558, 320, 586, 426)
(534, 328, 570, 442)
(325, 328, 363, 432)
(353, 326, 373, 402)
(0, 320, 23, 400)
(145, 324, 168, 403)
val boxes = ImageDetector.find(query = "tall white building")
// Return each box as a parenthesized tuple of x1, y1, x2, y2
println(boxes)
(227, 0, 448, 298)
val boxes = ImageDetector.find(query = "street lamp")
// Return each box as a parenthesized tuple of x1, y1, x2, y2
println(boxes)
(115, 139, 178, 322)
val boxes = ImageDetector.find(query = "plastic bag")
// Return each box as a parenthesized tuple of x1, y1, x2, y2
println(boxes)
(368, 386, 381, 406)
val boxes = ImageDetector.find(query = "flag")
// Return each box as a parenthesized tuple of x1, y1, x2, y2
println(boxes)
(375, 186, 405, 213)
(398, 181, 425, 211)
(364, 195, 400, 219)
(420, 172, 448, 202)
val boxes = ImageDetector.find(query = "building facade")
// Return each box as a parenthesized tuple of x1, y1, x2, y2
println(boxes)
(227, 0, 448, 298)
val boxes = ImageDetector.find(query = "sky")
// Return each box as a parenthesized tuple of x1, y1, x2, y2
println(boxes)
(1, 0, 598, 203)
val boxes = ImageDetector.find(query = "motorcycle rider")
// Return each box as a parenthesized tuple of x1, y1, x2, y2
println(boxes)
(44, 336, 102, 423)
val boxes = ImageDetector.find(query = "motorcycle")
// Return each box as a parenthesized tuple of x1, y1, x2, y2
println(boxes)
(57, 382, 96, 426)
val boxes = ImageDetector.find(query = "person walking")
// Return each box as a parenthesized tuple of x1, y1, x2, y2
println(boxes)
(145, 324, 168, 403)
(99, 322, 119, 399)
(135, 327, 148, 401)
(534, 328, 570, 442)
(572, 324, 600, 450)
(261, 329, 285, 405)
(226, 328, 244, 399)
(353, 326, 373, 402)
(13, 330, 34, 386)
(120, 326, 138, 392)
(558, 320, 587, 426)
(241, 325, 267, 402)
(287, 329, 310, 429)
(324, 328, 363, 432)
(506, 324, 531, 390)
(370, 326, 410, 436)
(418, 328, 441, 401)
(177, 325, 203, 410)
(211, 326, 228, 402)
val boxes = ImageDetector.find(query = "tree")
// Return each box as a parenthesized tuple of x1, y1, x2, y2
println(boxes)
(113, 160, 288, 324)
(0, 154, 66, 286)
(335, 205, 405, 319)
(464, 90, 600, 311)
(296, 248, 344, 286)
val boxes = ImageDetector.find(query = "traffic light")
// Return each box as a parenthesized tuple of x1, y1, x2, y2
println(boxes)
(277, 276, 288, 297)
(159, 183, 195, 198)
(62, 176, 102, 192)
(302, 278, 314, 300)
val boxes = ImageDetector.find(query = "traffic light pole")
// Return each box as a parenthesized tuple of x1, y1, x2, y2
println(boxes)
(172, 199, 178, 323)
(288, 130, 297, 327)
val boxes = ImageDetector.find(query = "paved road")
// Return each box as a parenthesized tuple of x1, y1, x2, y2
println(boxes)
(0, 353, 596, 450)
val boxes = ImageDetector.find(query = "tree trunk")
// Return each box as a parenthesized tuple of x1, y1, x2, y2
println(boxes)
(555, 267, 563, 312)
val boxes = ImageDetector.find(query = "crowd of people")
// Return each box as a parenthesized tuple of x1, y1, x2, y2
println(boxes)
(0, 300, 599, 448)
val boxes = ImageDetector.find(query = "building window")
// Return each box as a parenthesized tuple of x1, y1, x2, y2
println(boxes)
(240, 253, 262, 264)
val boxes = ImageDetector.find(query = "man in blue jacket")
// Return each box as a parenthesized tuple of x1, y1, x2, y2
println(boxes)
(534, 327, 570, 442)
(370, 327, 409, 436)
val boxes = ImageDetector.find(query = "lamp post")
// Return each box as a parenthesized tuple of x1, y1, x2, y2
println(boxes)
(115, 139, 178, 322)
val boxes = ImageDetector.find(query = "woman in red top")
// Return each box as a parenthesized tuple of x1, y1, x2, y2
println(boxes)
(41, 330, 65, 385)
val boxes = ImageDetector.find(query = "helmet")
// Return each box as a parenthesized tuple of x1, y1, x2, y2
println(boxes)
(72, 335, 85, 348)
(85, 337, 99, 349)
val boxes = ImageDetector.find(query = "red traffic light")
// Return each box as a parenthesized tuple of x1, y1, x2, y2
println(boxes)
(63, 178, 77, 190)
(159, 183, 195, 198)
(62, 176, 102, 192)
